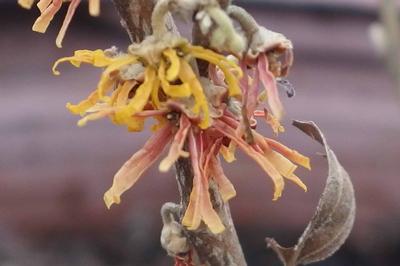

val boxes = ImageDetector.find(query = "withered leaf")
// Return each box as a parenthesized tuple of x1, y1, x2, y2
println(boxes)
(266, 121, 356, 266)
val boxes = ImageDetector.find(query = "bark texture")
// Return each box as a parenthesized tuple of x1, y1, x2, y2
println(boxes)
(111, 0, 246, 265)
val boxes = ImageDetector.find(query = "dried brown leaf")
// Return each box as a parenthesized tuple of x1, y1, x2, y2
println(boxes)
(266, 121, 356, 266)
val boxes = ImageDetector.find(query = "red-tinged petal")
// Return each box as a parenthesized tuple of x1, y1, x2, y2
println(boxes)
(32, 0, 62, 33)
(203, 138, 221, 175)
(56, 0, 81, 48)
(104, 124, 173, 209)
(265, 138, 311, 170)
(197, 134, 225, 234)
(209, 156, 236, 202)
(244, 63, 260, 118)
(159, 115, 191, 172)
(200, 176, 225, 234)
(258, 53, 284, 121)
(183, 130, 203, 230)
(213, 119, 285, 200)
(182, 130, 225, 234)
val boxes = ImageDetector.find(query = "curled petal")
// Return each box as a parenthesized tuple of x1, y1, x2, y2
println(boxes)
(182, 45, 242, 97)
(98, 56, 139, 98)
(115, 67, 158, 125)
(53, 49, 114, 75)
(163, 48, 180, 81)
(116, 80, 136, 106)
(159, 60, 191, 98)
(104, 124, 173, 209)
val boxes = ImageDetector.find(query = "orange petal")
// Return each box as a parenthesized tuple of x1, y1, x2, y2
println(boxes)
(209, 157, 236, 202)
(159, 115, 191, 172)
(213, 119, 284, 200)
(265, 150, 307, 192)
(265, 138, 311, 170)
(104, 124, 173, 209)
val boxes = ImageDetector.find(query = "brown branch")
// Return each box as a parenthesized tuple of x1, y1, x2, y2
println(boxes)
(111, 0, 246, 265)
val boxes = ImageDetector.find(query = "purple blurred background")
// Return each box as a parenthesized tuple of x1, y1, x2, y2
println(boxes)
(1, 1, 400, 265)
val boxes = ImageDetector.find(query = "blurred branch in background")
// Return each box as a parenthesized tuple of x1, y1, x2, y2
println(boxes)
(236, 0, 388, 15)
(379, 0, 400, 98)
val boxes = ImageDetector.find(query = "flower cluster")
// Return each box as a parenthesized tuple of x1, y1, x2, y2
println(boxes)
(28, 0, 311, 234)
(18, 0, 100, 47)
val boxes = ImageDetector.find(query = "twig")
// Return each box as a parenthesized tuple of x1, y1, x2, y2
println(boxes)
(110, 0, 247, 265)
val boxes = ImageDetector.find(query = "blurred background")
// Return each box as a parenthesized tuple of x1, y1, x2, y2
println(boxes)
(1, 0, 400, 265)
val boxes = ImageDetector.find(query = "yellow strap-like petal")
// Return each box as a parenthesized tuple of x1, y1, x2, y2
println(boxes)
(114, 67, 156, 125)
(185, 45, 242, 97)
(53, 49, 113, 75)
(66, 90, 99, 115)
(116, 80, 136, 106)
(98, 55, 138, 98)
(162, 48, 181, 81)
(179, 59, 210, 129)
(159, 60, 191, 98)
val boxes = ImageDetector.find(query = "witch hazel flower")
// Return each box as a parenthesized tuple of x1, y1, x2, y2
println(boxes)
(48, 0, 310, 235)
(18, 0, 100, 47)
(53, 37, 242, 130)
